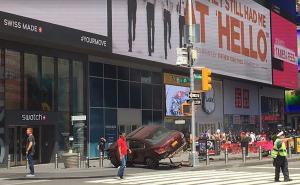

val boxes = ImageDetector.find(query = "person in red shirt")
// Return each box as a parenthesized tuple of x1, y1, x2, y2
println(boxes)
(117, 132, 131, 179)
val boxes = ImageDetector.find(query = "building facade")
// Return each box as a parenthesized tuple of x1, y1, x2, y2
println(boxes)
(0, 0, 298, 166)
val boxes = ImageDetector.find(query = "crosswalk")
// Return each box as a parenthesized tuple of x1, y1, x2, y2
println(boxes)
(85, 170, 300, 185)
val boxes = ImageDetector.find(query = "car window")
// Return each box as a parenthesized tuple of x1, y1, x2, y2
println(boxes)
(129, 140, 145, 149)
(145, 127, 173, 145)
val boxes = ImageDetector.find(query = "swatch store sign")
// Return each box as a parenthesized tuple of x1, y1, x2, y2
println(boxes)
(5, 111, 60, 125)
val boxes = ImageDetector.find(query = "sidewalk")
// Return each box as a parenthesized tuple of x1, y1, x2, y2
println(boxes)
(0, 152, 299, 178)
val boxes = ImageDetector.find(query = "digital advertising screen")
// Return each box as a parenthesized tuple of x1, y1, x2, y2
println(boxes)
(112, 0, 272, 84)
(285, 90, 300, 113)
(165, 85, 190, 117)
(272, 12, 298, 89)
(298, 29, 300, 70)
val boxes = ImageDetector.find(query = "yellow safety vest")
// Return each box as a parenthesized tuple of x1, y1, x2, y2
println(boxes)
(271, 138, 287, 158)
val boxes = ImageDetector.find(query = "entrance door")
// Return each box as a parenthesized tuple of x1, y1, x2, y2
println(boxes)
(8, 126, 40, 166)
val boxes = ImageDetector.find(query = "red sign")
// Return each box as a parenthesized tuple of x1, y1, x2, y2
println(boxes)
(262, 114, 281, 122)
(235, 88, 242, 108)
(272, 12, 298, 89)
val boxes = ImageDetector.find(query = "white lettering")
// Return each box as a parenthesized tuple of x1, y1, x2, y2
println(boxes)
(80, 36, 107, 47)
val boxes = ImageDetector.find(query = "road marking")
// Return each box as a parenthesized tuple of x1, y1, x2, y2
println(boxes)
(84, 170, 300, 185)
(247, 166, 300, 170)
(0, 180, 51, 185)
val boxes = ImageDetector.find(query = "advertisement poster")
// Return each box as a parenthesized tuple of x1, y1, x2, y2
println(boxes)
(165, 84, 190, 116)
(272, 12, 298, 89)
(285, 90, 300, 113)
(298, 29, 300, 70)
(112, 0, 272, 84)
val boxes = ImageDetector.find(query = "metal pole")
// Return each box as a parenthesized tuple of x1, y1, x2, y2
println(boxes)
(55, 153, 58, 169)
(78, 153, 81, 168)
(288, 143, 292, 158)
(26, 156, 28, 169)
(259, 146, 262, 160)
(242, 147, 246, 163)
(225, 148, 228, 165)
(206, 149, 209, 166)
(7, 154, 11, 169)
(86, 156, 89, 168)
(187, 0, 198, 168)
(99, 152, 104, 168)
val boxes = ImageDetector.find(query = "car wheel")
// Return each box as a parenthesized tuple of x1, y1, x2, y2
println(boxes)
(110, 159, 120, 168)
(146, 158, 159, 169)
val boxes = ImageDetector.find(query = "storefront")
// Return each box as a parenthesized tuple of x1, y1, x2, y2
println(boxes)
(0, 10, 111, 166)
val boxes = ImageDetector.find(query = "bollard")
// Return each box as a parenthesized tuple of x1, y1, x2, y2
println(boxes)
(242, 147, 246, 163)
(225, 148, 228, 165)
(78, 153, 81, 168)
(288, 145, 292, 159)
(7, 154, 11, 169)
(99, 152, 104, 168)
(206, 149, 209, 166)
(259, 146, 262, 160)
(55, 154, 58, 169)
(86, 156, 90, 168)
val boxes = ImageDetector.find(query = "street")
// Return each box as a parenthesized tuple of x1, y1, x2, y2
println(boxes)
(1, 160, 300, 185)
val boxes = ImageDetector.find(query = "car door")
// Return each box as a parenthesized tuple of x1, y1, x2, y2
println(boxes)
(128, 140, 146, 163)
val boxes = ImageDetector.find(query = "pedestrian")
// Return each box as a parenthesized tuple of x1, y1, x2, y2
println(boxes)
(25, 128, 35, 177)
(271, 131, 292, 182)
(240, 131, 249, 157)
(117, 132, 131, 179)
(98, 137, 106, 157)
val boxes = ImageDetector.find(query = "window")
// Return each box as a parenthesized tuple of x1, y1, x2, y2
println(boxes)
(5, 50, 20, 110)
(104, 64, 116, 79)
(118, 81, 129, 108)
(117, 66, 129, 80)
(153, 111, 162, 124)
(141, 70, 151, 84)
(104, 79, 117, 107)
(153, 85, 162, 109)
(41, 56, 54, 111)
(72, 61, 84, 113)
(152, 72, 162, 84)
(90, 108, 104, 158)
(129, 140, 145, 149)
(130, 82, 141, 108)
(142, 84, 152, 109)
(24, 53, 39, 110)
(90, 77, 103, 107)
(130, 68, 141, 82)
(142, 110, 152, 125)
(145, 127, 172, 145)
(58, 59, 70, 111)
(89, 62, 103, 77)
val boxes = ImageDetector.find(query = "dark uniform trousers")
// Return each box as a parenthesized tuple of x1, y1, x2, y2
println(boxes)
(274, 156, 289, 181)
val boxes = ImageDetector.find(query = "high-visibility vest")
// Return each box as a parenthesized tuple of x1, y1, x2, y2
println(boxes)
(271, 138, 287, 158)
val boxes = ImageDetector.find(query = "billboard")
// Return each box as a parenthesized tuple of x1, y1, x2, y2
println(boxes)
(285, 90, 300, 113)
(165, 85, 190, 117)
(298, 29, 300, 70)
(0, 0, 108, 36)
(272, 12, 298, 89)
(112, 0, 272, 84)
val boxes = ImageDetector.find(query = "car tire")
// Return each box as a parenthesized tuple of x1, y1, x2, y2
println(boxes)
(110, 159, 120, 168)
(146, 158, 159, 169)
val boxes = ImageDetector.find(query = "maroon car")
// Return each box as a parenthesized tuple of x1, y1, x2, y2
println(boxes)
(107, 125, 186, 169)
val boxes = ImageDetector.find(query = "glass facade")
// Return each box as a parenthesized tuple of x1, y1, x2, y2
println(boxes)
(89, 62, 163, 158)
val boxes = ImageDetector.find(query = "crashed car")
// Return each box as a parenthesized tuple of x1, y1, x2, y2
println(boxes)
(107, 125, 186, 169)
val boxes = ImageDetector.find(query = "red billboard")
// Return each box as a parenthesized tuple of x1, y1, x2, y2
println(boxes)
(272, 12, 298, 89)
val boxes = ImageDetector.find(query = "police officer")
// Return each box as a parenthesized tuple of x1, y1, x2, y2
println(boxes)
(271, 131, 292, 182)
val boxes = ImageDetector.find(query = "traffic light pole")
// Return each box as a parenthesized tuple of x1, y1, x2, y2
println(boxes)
(188, 0, 198, 167)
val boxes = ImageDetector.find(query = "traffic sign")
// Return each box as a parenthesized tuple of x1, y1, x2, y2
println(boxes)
(194, 100, 202, 105)
(194, 74, 202, 80)
(176, 48, 188, 66)
(189, 92, 200, 99)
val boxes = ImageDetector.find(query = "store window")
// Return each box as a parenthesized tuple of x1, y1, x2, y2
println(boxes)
(142, 110, 152, 125)
(90, 77, 103, 107)
(142, 84, 152, 109)
(118, 81, 129, 108)
(89, 62, 103, 77)
(104, 79, 117, 107)
(41, 56, 54, 111)
(72, 61, 84, 113)
(104, 64, 116, 79)
(5, 50, 20, 110)
(24, 53, 39, 110)
(130, 82, 141, 108)
(58, 59, 70, 111)
(117, 66, 129, 80)
(153, 85, 162, 109)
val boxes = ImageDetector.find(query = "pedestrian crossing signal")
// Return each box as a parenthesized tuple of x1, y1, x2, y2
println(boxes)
(180, 102, 191, 116)
(202, 67, 212, 92)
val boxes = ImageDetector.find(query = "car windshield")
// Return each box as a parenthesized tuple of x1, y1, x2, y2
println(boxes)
(145, 127, 173, 145)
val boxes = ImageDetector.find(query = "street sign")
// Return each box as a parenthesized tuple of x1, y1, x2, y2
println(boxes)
(71, 115, 86, 121)
(194, 100, 202, 105)
(175, 120, 186, 125)
(177, 77, 190, 83)
(176, 48, 188, 66)
(189, 92, 201, 99)
(194, 73, 202, 80)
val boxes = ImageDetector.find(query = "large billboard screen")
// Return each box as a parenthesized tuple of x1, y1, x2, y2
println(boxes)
(272, 12, 298, 89)
(298, 29, 300, 70)
(0, 0, 108, 36)
(285, 90, 300, 113)
(112, 0, 272, 84)
(165, 85, 190, 117)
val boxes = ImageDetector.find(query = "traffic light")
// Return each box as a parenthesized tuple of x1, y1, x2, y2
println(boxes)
(180, 102, 191, 116)
(202, 67, 212, 92)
